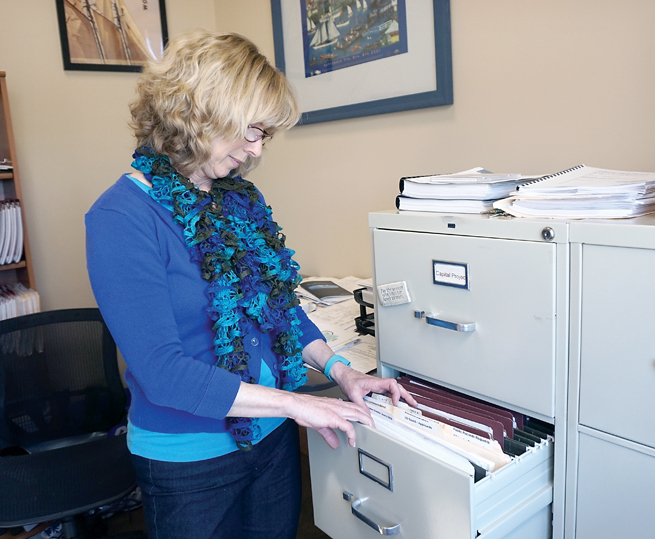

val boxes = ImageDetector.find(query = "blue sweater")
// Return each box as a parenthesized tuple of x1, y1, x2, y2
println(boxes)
(85, 175, 324, 438)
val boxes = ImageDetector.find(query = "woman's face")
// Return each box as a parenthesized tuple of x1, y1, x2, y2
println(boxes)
(188, 125, 266, 189)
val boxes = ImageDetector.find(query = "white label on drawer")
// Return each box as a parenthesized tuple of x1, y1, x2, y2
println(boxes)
(433, 260, 469, 289)
(377, 281, 411, 306)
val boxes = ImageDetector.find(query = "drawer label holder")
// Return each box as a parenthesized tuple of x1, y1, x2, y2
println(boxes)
(358, 448, 394, 491)
(433, 260, 469, 289)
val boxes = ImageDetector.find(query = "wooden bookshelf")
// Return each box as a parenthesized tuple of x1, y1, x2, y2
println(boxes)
(0, 71, 35, 289)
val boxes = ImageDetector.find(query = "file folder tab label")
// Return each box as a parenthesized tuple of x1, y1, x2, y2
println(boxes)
(377, 281, 411, 307)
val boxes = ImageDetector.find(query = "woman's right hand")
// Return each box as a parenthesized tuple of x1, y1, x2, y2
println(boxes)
(286, 392, 374, 449)
(226, 381, 374, 449)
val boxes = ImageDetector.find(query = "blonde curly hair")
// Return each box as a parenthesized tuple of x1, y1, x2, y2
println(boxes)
(129, 30, 300, 177)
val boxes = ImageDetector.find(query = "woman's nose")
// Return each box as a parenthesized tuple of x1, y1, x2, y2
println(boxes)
(244, 139, 263, 158)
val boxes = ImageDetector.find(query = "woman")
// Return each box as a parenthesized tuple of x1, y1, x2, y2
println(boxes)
(86, 30, 414, 539)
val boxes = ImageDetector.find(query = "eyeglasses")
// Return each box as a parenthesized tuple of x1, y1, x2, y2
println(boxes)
(245, 125, 273, 145)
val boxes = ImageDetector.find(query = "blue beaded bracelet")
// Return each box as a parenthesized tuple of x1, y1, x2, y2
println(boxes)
(324, 355, 351, 382)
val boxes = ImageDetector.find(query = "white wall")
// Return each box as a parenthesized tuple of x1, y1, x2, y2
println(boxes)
(1, 0, 654, 309)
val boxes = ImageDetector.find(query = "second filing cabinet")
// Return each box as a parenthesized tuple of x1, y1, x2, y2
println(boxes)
(565, 217, 655, 538)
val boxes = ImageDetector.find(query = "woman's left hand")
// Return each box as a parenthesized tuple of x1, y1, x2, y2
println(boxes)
(302, 340, 418, 415)
(328, 361, 418, 411)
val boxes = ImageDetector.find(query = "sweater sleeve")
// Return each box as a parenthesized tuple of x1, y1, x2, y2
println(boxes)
(85, 199, 241, 421)
(296, 305, 326, 346)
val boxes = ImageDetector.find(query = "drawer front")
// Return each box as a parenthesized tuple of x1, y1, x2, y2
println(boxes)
(574, 432, 655, 538)
(579, 245, 655, 447)
(308, 423, 473, 538)
(308, 423, 553, 539)
(373, 229, 557, 417)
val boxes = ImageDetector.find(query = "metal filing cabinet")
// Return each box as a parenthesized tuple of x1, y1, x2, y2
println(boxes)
(565, 217, 655, 538)
(308, 211, 571, 539)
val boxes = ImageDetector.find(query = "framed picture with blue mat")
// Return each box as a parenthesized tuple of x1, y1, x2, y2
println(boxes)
(271, 0, 453, 124)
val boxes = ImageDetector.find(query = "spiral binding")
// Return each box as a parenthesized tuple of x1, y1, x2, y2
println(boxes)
(519, 164, 586, 188)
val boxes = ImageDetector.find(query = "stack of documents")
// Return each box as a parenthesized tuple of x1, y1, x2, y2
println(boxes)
(396, 167, 533, 214)
(0, 200, 24, 265)
(494, 164, 655, 219)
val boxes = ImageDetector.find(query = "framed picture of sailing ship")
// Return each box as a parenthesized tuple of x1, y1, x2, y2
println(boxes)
(55, 0, 168, 72)
(271, 0, 452, 124)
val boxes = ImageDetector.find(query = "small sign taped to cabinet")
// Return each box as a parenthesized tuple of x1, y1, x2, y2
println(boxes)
(377, 281, 411, 307)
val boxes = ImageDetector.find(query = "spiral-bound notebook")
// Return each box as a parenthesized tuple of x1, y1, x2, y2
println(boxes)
(516, 164, 655, 196)
(495, 165, 655, 219)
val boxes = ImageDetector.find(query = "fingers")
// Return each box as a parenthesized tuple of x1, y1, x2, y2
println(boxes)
(345, 388, 367, 408)
(307, 414, 358, 449)
(398, 384, 418, 407)
(342, 372, 416, 408)
(330, 400, 374, 428)
(316, 427, 341, 449)
(314, 418, 357, 449)
(386, 381, 418, 407)
(357, 374, 419, 408)
(290, 394, 372, 448)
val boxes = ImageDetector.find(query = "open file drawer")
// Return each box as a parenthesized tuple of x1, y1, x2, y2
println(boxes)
(308, 422, 553, 539)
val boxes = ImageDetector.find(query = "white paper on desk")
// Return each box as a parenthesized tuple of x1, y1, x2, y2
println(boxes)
(331, 333, 377, 374)
(331, 276, 365, 293)
(308, 297, 360, 329)
(307, 297, 377, 374)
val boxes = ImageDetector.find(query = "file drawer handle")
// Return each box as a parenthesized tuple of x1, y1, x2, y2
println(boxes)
(351, 497, 401, 535)
(414, 310, 476, 332)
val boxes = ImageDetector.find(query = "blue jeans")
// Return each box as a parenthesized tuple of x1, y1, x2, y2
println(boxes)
(131, 419, 302, 539)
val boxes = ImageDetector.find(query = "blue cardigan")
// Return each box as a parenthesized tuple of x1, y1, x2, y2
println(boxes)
(85, 175, 324, 436)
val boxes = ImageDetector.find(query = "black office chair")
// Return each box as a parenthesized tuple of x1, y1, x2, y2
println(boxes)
(0, 308, 138, 538)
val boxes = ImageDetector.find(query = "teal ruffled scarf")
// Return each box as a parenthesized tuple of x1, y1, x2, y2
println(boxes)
(132, 147, 307, 450)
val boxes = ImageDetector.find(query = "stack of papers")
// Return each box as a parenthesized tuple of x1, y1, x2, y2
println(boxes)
(354, 277, 374, 306)
(495, 164, 655, 219)
(0, 200, 24, 265)
(396, 167, 535, 214)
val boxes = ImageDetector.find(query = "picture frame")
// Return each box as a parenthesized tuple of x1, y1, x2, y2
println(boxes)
(55, 0, 169, 72)
(271, 0, 453, 125)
